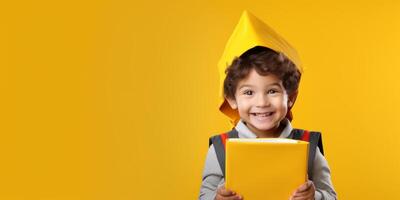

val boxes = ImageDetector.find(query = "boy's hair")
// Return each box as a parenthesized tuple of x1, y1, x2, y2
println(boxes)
(223, 46, 301, 100)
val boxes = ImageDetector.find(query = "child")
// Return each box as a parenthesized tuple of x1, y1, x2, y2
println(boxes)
(199, 11, 337, 200)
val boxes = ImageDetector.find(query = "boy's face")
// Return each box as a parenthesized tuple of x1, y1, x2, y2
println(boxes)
(226, 69, 295, 137)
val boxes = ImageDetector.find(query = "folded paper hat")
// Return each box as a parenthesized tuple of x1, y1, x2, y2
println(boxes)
(218, 10, 303, 126)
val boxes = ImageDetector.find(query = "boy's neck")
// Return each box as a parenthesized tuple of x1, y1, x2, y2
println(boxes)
(243, 120, 286, 138)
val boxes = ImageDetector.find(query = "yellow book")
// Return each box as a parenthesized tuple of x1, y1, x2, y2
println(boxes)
(226, 138, 309, 200)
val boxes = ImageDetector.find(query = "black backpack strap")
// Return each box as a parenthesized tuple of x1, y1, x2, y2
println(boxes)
(308, 131, 323, 180)
(290, 128, 304, 141)
(227, 129, 239, 138)
(290, 129, 324, 180)
(314, 132, 324, 155)
(208, 129, 239, 177)
(209, 134, 226, 177)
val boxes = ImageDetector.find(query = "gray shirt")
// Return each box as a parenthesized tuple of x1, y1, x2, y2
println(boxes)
(199, 119, 337, 200)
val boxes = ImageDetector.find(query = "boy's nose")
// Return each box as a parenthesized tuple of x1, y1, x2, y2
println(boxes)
(255, 94, 270, 107)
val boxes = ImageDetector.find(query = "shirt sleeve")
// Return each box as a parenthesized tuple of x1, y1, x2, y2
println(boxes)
(313, 147, 338, 200)
(199, 144, 225, 200)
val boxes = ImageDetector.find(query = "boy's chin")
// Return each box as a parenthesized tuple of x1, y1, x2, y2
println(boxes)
(255, 126, 277, 132)
(247, 122, 277, 132)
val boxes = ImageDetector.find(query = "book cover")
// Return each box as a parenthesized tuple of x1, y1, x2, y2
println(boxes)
(226, 138, 309, 200)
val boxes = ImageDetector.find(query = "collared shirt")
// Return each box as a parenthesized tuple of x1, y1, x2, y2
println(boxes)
(199, 119, 337, 200)
(236, 118, 293, 139)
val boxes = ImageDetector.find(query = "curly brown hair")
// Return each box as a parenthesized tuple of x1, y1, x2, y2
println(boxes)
(223, 46, 301, 100)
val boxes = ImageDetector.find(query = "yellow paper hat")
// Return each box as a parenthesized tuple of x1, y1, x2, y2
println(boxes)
(218, 10, 303, 126)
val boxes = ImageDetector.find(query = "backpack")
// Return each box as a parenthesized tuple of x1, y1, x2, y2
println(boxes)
(208, 128, 324, 181)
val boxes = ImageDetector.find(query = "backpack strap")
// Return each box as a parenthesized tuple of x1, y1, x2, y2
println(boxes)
(291, 128, 324, 180)
(208, 129, 239, 177)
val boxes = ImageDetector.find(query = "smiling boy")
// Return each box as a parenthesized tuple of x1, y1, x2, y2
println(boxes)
(225, 63, 295, 139)
(199, 11, 337, 200)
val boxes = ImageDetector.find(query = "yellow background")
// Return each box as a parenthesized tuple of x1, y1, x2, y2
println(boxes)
(2, 0, 400, 199)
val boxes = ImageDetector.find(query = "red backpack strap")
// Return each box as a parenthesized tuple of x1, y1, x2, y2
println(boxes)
(208, 129, 239, 177)
(302, 130, 310, 141)
(220, 133, 228, 149)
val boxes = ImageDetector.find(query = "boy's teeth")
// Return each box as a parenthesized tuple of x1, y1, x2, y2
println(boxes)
(253, 112, 272, 117)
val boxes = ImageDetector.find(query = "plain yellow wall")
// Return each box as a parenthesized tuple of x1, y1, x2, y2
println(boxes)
(2, 0, 400, 199)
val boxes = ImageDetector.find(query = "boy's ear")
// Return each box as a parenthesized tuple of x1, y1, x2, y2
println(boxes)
(225, 96, 238, 110)
(288, 90, 299, 108)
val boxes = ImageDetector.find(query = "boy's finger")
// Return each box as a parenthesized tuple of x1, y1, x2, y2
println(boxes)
(292, 182, 315, 199)
(295, 181, 312, 193)
(292, 189, 310, 198)
(216, 194, 243, 200)
(291, 196, 308, 200)
(218, 186, 236, 196)
(293, 184, 312, 196)
(291, 192, 313, 200)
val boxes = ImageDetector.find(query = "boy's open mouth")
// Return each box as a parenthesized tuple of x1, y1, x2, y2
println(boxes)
(251, 112, 273, 117)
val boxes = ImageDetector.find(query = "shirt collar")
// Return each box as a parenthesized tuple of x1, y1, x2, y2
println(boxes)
(234, 118, 293, 138)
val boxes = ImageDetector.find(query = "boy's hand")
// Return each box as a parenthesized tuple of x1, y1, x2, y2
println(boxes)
(289, 180, 315, 200)
(215, 184, 243, 200)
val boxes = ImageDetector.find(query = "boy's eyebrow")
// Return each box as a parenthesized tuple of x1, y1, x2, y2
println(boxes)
(238, 84, 254, 89)
(238, 82, 282, 90)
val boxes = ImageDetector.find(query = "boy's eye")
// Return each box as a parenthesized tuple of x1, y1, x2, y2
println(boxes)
(243, 90, 253, 95)
(267, 89, 278, 94)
